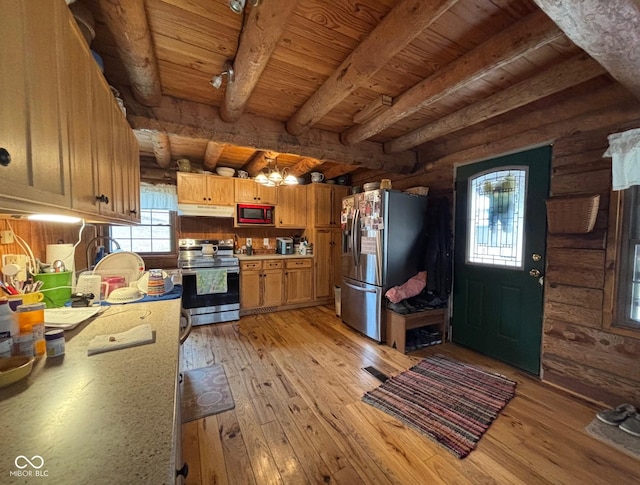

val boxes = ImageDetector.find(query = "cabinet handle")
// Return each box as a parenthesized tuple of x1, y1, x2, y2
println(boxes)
(0, 147, 11, 166)
(129, 209, 137, 215)
(202, 197, 207, 201)
(96, 194, 109, 204)
(176, 462, 189, 478)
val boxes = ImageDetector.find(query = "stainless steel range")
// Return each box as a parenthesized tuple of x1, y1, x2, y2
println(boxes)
(178, 238, 240, 325)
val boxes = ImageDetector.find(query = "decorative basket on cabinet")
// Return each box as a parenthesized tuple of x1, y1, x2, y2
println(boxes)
(404, 186, 429, 196)
(546, 194, 600, 234)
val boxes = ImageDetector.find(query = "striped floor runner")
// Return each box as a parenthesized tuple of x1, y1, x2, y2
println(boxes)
(362, 354, 516, 458)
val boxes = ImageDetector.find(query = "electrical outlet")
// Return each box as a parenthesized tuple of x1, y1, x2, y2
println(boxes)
(246, 238, 252, 247)
(0, 230, 14, 244)
(263, 238, 269, 247)
(2, 254, 27, 281)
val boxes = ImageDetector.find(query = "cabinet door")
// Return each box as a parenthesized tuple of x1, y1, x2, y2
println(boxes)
(127, 129, 141, 222)
(92, 74, 118, 218)
(234, 178, 259, 203)
(312, 185, 333, 227)
(65, 17, 99, 214)
(313, 229, 333, 299)
(241, 270, 262, 309)
(285, 259, 313, 304)
(0, 0, 70, 208)
(177, 173, 208, 204)
(207, 176, 234, 206)
(332, 186, 349, 226)
(111, 102, 127, 219)
(257, 184, 278, 204)
(262, 268, 284, 307)
(276, 185, 307, 228)
(331, 229, 343, 288)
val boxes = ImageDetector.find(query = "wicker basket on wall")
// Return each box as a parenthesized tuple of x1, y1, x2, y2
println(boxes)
(546, 194, 600, 234)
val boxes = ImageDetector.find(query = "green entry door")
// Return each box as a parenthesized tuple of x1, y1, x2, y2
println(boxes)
(452, 146, 551, 375)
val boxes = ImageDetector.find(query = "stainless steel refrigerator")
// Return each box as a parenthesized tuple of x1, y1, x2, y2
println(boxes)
(341, 189, 428, 342)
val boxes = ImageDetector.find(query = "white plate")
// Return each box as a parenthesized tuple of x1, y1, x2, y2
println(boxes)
(106, 287, 144, 304)
(136, 271, 174, 294)
(93, 252, 145, 283)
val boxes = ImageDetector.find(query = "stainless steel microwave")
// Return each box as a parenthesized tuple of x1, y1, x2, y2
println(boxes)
(236, 203, 275, 225)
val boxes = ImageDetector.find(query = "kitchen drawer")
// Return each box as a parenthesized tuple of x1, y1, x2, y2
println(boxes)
(286, 259, 312, 269)
(263, 260, 284, 269)
(241, 261, 263, 270)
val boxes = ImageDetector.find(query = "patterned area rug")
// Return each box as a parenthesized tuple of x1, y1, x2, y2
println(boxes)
(362, 354, 516, 458)
(182, 364, 235, 423)
(586, 418, 640, 460)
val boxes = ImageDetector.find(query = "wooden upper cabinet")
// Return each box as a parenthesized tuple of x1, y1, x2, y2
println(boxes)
(309, 184, 349, 228)
(276, 185, 307, 228)
(234, 179, 278, 204)
(0, 0, 71, 209)
(177, 173, 234, 206)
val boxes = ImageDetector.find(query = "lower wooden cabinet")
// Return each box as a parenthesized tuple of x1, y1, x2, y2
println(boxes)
(312, 228, 342, 300)
(240, 260, 283, 310)
(284, 259, 313, 304)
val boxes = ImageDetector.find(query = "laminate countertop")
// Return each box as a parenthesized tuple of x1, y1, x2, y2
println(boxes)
(236, 253, 314, 261)
(0, 299, 181, 485)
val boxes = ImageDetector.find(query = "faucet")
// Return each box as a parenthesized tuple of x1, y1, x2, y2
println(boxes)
(85, 236, 122, 270)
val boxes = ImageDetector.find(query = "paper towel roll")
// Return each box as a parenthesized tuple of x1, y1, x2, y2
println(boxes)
(46, 243, 76, 287)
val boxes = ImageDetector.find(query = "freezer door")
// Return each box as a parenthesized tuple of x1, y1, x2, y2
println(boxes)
(341, 277, 384, 342)
(356, 190, 384, 286)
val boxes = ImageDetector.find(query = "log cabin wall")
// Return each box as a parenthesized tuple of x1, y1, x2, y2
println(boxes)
(542, 128, 640, 407)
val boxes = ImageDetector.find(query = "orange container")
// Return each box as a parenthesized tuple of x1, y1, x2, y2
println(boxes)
(17, 303, 46, 355)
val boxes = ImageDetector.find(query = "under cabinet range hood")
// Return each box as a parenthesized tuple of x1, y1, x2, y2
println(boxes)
(177, 204, 234, 218)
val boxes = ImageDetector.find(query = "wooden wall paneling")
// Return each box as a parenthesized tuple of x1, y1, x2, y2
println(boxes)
(545, 248, 605, 288)
(542, 353, 640, 407)
(546, 231, 607, 250)
(549, 168, 611, 195)
(545, 283, 603, 310)
(544, 301, 602, 328)
(543, 318, 640, 382)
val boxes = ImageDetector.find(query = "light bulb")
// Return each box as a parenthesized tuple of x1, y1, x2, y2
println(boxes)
(284, 174, 298, 185)
(210, 75, 223, 89)
(269, 171, 283, 182)
(229, 0, 245, 13)
(265, 180, 276, 187)
(255, 173, 268, 184)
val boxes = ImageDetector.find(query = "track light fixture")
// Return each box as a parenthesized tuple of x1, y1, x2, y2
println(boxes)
(229, 0, 260, 14)
(210, 60, 235, 89)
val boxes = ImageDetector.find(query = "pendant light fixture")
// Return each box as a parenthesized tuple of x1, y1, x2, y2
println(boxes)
(255, 157, 298, 187)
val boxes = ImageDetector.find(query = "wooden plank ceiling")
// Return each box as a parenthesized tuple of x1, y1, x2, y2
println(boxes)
(77, 0, 640, 184)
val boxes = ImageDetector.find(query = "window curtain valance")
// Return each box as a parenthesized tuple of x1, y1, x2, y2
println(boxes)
(140, 182, 178, 210)
(604, 127, 640, 191)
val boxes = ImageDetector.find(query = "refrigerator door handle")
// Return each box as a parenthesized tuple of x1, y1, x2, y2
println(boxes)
(342, 280, 377, 293)
(354, 208, 362, 266)
(351, 209, 359, 267)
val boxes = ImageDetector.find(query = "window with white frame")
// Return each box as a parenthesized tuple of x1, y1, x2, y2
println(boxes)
(616, 185, 640, 329)
(110, 209, 175, 254)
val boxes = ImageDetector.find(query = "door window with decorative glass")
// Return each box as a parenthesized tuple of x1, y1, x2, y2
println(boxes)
(466, 168, 527, 268)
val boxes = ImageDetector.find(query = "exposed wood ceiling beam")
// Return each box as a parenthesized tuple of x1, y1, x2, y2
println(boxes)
(244, 151, 278, 177)
(203, 142, 225, 171)
(341, 10, 563, 145)
(151, 132, 171, 169)
(321, 164, 360, 181)
(289, 158, 323, 177)
(126, 95, 417, 172)
(285, 0, 458, 136)
(96, 0, 161, 106)
(385, 53, 606, 153)
(220, 0, 300, 122)
(423, 99, 640, 173)
(533, 0, 640, 102)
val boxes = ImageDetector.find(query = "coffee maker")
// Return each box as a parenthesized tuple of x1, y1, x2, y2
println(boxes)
(276, 237, 294, 255)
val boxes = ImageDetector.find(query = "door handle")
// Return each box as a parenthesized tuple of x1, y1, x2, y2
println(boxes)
(529, 268, 541, 278)
(342, 280, 377, 293)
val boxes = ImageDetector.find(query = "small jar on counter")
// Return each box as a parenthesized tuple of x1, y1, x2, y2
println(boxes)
(45, 329, 65, 358)
(17, 302, 46, 356)
(13, 332, 34, 357)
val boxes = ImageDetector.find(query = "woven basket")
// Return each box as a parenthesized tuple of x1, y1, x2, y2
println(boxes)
(546, 194, 600, 234)
(404, 186, 429, 196)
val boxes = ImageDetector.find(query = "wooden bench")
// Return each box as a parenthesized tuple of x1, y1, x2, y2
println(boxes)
(386, 307, 447, 354)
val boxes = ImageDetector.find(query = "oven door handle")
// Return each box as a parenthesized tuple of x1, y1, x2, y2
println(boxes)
(180, 308, 193, 345)
(180, 268, 240, 275)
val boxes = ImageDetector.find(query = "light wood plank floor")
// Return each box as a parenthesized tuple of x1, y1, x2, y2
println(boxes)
(181, 306, 640, 485)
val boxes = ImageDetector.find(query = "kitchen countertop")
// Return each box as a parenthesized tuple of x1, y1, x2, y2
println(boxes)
(0, 299, 181, 484)
(236, 253, 314, 260)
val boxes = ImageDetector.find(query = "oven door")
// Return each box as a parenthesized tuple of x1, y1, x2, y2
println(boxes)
(180, 267, 240, 319)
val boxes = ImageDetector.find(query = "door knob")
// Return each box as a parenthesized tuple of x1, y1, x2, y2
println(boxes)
(529, 268, 541, 278)
(532, 253, 542, 262)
